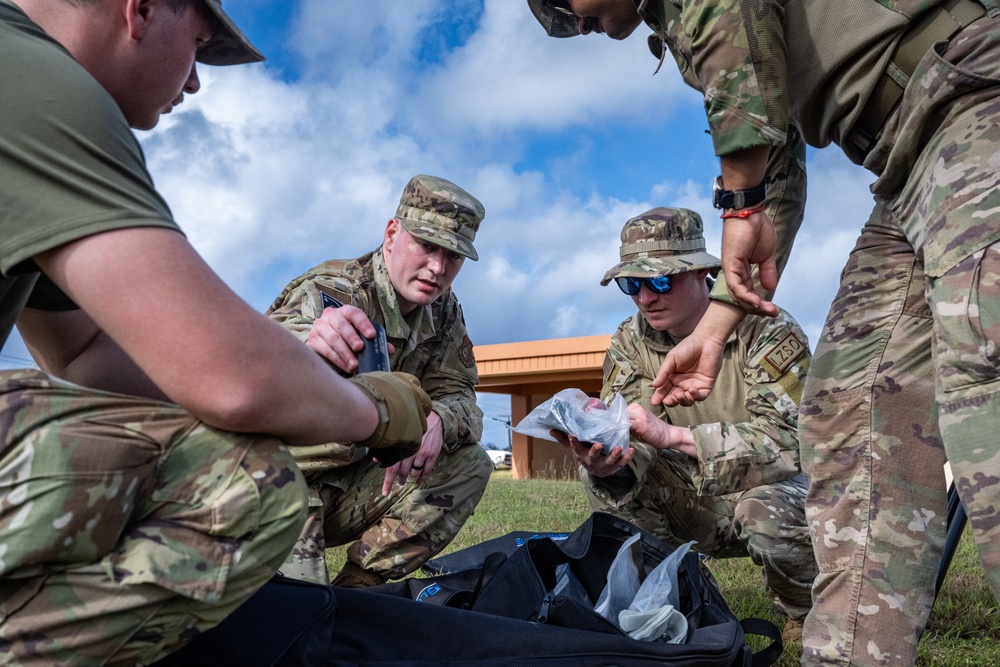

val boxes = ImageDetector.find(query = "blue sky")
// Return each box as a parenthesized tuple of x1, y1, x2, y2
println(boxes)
(1, 0, 878, 449)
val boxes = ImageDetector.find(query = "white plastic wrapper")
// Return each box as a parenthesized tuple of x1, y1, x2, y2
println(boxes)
(512, 388, 630, 454)
(618, 541, 693, 643)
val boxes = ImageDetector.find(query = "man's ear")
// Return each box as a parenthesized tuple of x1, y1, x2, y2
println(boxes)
(124, 0, 154, 41)
(383, 218, 400, 253)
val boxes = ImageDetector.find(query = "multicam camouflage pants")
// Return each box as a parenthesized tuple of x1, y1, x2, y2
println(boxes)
(801, 16, 1000, 667)
(280, 443, 492, 583)
(0, 370, 307, 667)
(584, 466, 816, 621)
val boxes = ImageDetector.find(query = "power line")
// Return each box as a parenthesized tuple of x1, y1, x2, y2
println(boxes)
(0, 353, 35, 368)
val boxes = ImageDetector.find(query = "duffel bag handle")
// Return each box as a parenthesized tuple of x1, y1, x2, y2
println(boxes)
(740, 617, 783, 667)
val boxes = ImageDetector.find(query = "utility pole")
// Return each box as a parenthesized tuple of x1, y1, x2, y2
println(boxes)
(489, 415, 512, 450)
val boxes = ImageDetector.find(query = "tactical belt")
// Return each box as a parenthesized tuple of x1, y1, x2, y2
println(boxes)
(844, 0, 986, 161)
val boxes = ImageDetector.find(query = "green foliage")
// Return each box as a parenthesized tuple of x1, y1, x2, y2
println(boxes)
(325, 472, 999, 665)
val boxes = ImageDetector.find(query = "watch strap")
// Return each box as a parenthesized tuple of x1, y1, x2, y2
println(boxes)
(713, 177, 767, 210)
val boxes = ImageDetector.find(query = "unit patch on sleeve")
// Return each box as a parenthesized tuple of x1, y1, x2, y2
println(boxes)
(459, 335, 475, 369)
(762, 331, 807, 377)
(318, 283, 353, 310)
(603, 355, 622, 388)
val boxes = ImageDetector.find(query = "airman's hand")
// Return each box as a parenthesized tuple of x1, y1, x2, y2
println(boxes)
(720, 209, 779, 317)
(651, 301, 743, 406)
(627, 404, 696, 458)
(382, 411, 444, 494)
(307, 304, 395, 374)
(550, 429, 632, 478)
(651, 334, 724, 407)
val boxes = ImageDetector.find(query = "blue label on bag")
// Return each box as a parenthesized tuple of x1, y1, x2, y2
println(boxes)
(514, 533, 570, 547)
(416, 583, 442, 602)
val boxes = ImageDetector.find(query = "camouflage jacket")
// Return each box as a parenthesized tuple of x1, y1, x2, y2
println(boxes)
(640, 0, 947, 156)
(639, 0, 950, 303)
(596, 307, 810, 502)
(267, 249, 483, 468)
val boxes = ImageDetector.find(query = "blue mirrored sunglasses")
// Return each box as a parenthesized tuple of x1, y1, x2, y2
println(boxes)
(615, 275, 672, 296)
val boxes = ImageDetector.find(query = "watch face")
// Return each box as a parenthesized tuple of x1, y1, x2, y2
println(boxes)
(712, 176, 725, 209)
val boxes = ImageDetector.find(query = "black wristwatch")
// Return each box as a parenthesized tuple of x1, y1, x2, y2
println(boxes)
(712, 176, 767, 210)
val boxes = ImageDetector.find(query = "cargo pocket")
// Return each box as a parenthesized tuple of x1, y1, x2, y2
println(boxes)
(107, 425, 266, 604)
(932, 245, 1000, 399)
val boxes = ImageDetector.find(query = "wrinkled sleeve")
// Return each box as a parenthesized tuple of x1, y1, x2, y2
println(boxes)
(588, 326, 660, 507)
(422, 303, 483, 453)
(681, 0, 789, 156)
(709, 125, 807, 306)
(266, 271, 368, 345)
(264, 269, 371, 472)
(688, 310, 809, 495)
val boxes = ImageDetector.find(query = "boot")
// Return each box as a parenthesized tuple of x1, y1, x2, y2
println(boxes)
(781, 617, 804, 645)
(331, 561, 388, 588)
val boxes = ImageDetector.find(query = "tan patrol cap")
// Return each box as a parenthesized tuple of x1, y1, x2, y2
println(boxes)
(197, 0, 265, 66)
(395, 175, 486, 261)
(601, 208, 720, 286)
(526, 0, 581, 38)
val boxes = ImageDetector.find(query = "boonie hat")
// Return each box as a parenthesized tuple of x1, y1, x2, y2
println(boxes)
(601, 207, 720, 286)
(526, 0, 581, 38)
(395, 175, 486, 261)
(197, 0, 265, 66)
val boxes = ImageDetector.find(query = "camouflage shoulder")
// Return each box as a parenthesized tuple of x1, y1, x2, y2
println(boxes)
(603, 316, 642, 400)
(742, 308, 810, 381)
(266, 259, 372, 317)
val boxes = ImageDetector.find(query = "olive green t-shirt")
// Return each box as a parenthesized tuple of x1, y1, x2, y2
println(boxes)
(0, 0, 180, 350)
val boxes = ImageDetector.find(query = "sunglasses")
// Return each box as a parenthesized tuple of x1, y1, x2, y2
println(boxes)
(549, 2, 576, 17)
(540, 0, 581, 37)
(615, 275, 672, 296)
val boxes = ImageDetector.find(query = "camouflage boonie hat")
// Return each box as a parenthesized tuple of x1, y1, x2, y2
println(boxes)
(600, 208, 720, 286)
(197, 0, 265, 66)
(526, 0, 581, 38)
(395, 175, 485, 261)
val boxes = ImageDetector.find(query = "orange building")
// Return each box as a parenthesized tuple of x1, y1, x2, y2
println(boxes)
(474, 335, 610, 480)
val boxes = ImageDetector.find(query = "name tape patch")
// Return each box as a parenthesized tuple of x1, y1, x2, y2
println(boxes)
(763, 331, 807, 375)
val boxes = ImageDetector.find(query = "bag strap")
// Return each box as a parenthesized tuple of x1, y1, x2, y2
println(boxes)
(740, 617, 783, 667)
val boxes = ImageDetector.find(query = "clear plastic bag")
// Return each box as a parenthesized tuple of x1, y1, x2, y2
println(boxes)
(593, 533, 643, 622)
(618, 542, 694, 643)
(592, 536, 695, 643)
(552, 562, 591, 605)
(512, 388, 630, 454)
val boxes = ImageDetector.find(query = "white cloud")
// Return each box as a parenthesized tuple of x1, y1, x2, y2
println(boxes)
(410, 0, 684, 135)
(130, 0, 876, 356)
(3, 0, 888, 456)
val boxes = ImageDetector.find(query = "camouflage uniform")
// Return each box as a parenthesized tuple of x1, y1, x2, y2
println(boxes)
(0, 4, 307, 665)
(530, 0, 1000, 664)
(591, 208, 816, 621)
(0, 372, 306, 666)
(267, 175, 493, 585)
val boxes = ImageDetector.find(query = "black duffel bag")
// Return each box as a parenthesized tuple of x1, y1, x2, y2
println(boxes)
(154, 512, 781, 666)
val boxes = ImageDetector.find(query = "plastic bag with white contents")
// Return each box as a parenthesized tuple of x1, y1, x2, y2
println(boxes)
(593, 533, 643, 622)
(618, 541, 694, 643)
(511, 388, 630, 454)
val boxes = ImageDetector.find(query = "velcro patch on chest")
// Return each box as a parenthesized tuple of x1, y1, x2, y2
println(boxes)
(318, 284, 353, 309)
(603, 356, 619, 387)
(762, 331, 807, 377)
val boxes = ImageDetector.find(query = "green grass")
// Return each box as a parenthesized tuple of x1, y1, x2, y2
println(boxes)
(326, 471, 1000, 666)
